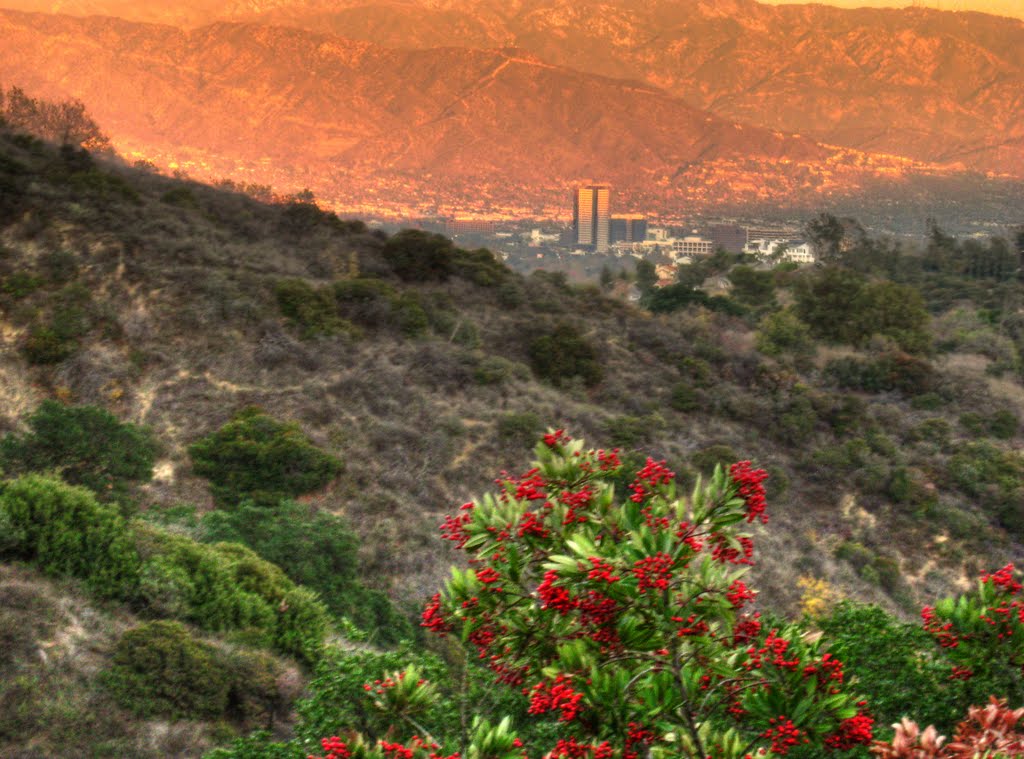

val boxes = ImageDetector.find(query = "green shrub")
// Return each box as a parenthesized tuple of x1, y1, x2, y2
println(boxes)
(389, 295, 429, 337)
(988, 409, 1019, 439)
(527, 324, 603, 388)
(201, 502, 411, 645)
(816, 603, 957, 733)
(496, 412, 541, 443)
(136, 528, 274, 633)
(332, 278, 397, 303)
(728, 265, 775, 307)
(134, 524, 330, 664)
(910, 418, 952, 447)
(690, 445, 738, 474)
(910, 392, 945, 410)
(755, 309, 816, 358)
(18, 284, 96, 364)
(496, 279, 525, 308)
(0, 400, 156, 504)
(669, 382, 699, 412)
(188, 408, 343, 508)
(772, 389, 818, 445)
(204, 732, 306, 759)
(332, 278, 397, 326)
(473, 355, 525, 385)
(382, 230, 455, 282)
(161, 186, 199, 208)
(678, 357, 712, 387)
(794, 267, 930, 351)
(958, 412, 987, 436)
(20, 324, 77, 364)
(104, 621, 230, 719)
(603, 414, 661, 449)
(0, 475, 140, 598)
(39, 250, 78, 284)
(451, 247, 508, 286)
(1, 270, 42, 298)
(834, 540, 875, 571)
(223, 648, 286, 725)
(66, 169, 140, 203)
(274, 279, 351, 339)
(296, 646, 455, 743)
(873, 555, 903, 594)
(825, 352, 934, 396)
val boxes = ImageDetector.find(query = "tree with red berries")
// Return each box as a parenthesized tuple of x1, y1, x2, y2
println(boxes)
(308, 432, 873, 759)
(424, 432, 869, 758)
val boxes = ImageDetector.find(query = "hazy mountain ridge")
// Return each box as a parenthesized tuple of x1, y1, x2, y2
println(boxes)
(1, 7, 997, 218)
(9, 0, 1016, 176)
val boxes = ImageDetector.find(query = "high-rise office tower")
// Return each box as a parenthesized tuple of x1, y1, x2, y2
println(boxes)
(574, 183, 611, 252)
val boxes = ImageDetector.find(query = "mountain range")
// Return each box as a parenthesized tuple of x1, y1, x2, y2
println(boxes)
(2, 0, 1023, 218)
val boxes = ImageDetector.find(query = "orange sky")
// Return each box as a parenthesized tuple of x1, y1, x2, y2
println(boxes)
(762, 0, 1024, 19)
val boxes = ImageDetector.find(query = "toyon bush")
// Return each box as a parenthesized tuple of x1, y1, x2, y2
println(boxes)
(310, 431, 875, 759)
(919, 563, 1024, 719)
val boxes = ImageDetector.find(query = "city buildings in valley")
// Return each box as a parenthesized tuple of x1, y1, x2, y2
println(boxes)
(610, 214, 647, 244)
(745, 238, 815, 263)
(671, 236, 715, 259)
(708, 224, 748, 254)
(446, 218, 496, 237)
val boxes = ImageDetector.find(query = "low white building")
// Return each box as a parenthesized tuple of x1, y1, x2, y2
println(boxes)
(779, 241, 815, 264)
(671, 236, 715, 259)
(746, 239, 815, 264)
(527, 228, 561, 246)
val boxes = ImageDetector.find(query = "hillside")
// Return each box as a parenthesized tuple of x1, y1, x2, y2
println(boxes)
(3, 0, 1023, 180)
(2, 115, 1024, 610)
(4, 101, 1024, 755)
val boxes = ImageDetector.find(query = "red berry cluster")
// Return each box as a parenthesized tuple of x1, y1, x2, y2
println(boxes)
(726, 579, 756, 610)
(440, 502, 475, 548)
(746, 630, 800, 672)
(761, 716, 807, 755)
(983, 564, 1022, 594)
(729, 461, 769, 524)
(595, 448, 622, 472)
(587, 557, 620, 584)
(824, 705, 874, 750)
(632, 552, 675, 593)
(313, 736, 351, 759)
(623, 723, 656, 759)
(538, 570, 577, 614)
(475, 567, 502, 586)
(550, 737, 613, 759)
(528, 675, 584, 722)
(672, 613, 710, 638)
(710, 533, 755, 565)
(421, 593, 451, 635)
(543, 429, 572, 448)
(802, 652, 844, 693)
(497, 467, 548, 502)
(559, 486, 596, 524)
(517, 511, 549, 538)
(921, 605, 960, 649)
(629, 458, 675, 503)
(363, 670, 415, 695)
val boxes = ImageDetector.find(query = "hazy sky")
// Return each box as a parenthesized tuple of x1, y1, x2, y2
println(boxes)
(761, 0, 1024, 19)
